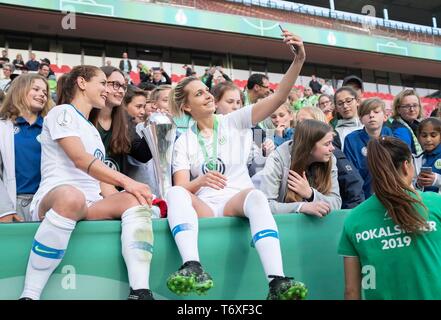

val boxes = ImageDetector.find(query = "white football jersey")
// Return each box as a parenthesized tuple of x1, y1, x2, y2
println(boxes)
(31, 104, 105, 209)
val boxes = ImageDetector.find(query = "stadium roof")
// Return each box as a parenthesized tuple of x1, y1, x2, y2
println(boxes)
(291, 0, 441, 26)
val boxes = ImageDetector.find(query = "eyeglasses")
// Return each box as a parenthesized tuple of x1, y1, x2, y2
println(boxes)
(107, 81, 127, 92)
(399, 104, 419, 110)
(336, 97, 356, 108)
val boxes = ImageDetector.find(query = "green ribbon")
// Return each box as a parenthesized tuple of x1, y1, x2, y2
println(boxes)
(197, 116, 219, 171)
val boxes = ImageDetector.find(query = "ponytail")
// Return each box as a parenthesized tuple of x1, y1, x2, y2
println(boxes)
(367, 137, 428, 233)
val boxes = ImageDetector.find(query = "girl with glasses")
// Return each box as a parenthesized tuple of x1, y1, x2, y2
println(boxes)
(391, 89, 424, 155)
(317, 93, 334, 123)
(333, 86, 363, 151)
(89, 66, 152, 196)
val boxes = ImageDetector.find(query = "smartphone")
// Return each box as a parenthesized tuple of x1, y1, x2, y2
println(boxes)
(278, 24, 297, 55)
(421, 167, 432, 174)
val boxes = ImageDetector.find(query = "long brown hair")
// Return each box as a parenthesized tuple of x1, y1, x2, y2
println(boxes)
(285, 119, 333, 202)
(367, 137, 428, 233)
(89, 66, 130, 155)
(0, 73, 51, 122)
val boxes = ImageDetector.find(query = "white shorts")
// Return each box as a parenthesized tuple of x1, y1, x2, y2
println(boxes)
(199, 189, 240, 218)
(30, 188, 102, 221)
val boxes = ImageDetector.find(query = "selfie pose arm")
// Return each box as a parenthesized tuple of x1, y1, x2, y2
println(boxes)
(251, 29, 306, 125)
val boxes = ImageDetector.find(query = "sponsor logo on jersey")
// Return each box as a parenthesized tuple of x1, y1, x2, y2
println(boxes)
(361, 146, 368, 157)
(57, 109, 73, 127)
(94, 149, 105, 161)
(104, 157, 120, 172)
(201, 157, 226, 175)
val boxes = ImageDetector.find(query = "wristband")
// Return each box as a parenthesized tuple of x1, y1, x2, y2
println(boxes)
(87, 157, 99, 174)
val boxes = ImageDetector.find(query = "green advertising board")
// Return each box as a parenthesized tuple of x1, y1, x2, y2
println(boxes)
(1, 0, 440, 61)
(0, 212, 346, 300)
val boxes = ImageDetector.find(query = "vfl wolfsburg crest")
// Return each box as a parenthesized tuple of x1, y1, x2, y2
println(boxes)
(435, 159, 441, 170)
(94, 149, 105, 161)
(201, 157, 225, 175)
(104, 158, 120, 172)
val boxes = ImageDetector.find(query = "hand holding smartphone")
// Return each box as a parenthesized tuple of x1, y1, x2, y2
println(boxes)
(420, 167, 433, 174)
(278, 24, 297, 55)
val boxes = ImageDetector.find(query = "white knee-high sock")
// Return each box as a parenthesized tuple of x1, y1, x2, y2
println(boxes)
(165, 186, 199, 264)
(243, 190, 284, 281)
(21, 209, 76, 300)
(121, 205, 153, 290)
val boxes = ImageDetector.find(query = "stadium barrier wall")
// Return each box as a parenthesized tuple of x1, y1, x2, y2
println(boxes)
(0, 211, 347, 300)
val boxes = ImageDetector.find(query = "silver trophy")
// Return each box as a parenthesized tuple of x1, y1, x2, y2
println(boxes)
(140, 112, 177, 199)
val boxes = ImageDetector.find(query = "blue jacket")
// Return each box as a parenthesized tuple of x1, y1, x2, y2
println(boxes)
(415, 143, 441, 193)
(333, 148, 365, 209)
(344, 126, 393, 198)
(391, 118, 420, 154)
(274, 128, 294, 148)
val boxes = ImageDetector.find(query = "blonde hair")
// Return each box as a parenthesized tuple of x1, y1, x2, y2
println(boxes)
(273, 102, 295, 127)
(150, 84, 172, 103)
(0, 74, 51, 122)
(169, 76, 200, 117)
(392, 89, 423, 120)
(297, 106, 327, 123)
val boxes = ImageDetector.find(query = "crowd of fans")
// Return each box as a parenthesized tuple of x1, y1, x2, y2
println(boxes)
(1, 42, 441, 301)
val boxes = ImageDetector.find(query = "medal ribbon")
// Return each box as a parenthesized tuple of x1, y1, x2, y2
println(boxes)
(197, 116, 218, 171)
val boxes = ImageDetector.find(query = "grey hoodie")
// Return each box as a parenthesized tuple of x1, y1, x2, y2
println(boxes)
(335, 117, 363, 151)
(259, 141, 342, 214)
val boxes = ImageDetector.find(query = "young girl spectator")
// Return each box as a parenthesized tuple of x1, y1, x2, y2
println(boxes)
(165, 30, 308, 300)
(260, 119, 341, 215)
(339, 136, 441, 299)
(151, 84, 172, 115)
(344, 98, 393, 198)
(0, 74, 51, 222)
(124, 85, 147, 124)
(296, 107, 364, 209)
(414, 117, 441, 193)
(19, 65, 155, 300)
(270, 102, 294, 147)
(391, 89, 423, 155)
(317, 93, 334, 123)
(333, 86, 363, 150)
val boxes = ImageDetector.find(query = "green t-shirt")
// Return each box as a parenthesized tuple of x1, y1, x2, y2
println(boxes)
(338, 191, 441, 300)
